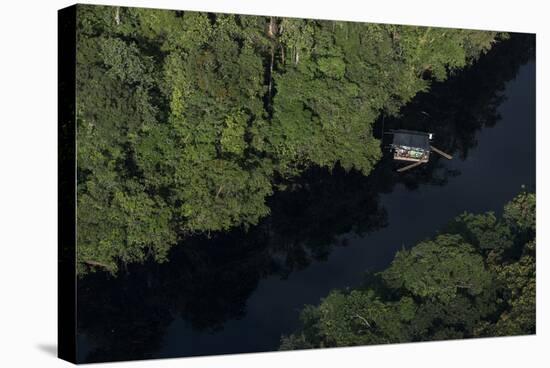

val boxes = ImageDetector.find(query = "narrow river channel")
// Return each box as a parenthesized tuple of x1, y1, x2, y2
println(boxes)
(77, 34, 535, 363)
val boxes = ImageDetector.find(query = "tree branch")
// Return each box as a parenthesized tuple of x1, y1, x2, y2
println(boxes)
(352, 313, 371, 328)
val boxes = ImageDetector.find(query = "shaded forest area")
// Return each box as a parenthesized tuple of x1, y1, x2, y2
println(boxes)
(280, 192, 535, 348)
(76, 29, 535, 362)
(75, 5, 504, 274)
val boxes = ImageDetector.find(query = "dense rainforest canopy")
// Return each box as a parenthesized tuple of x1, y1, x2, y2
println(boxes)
(75, 5, 503, 274)
(75, 29, 535, 361)
(280, 192, 535, 348)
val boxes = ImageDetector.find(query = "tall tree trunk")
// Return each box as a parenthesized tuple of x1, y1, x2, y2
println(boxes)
(268, 17, 276, 38)
(115, 6, 120, 26)
(268, 47, 275, 97)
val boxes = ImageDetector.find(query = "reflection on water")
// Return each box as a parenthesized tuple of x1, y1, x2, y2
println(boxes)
(77, 33, 535, 363)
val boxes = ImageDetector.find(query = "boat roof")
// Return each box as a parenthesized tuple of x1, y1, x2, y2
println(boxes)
(391, 130, 430, 150)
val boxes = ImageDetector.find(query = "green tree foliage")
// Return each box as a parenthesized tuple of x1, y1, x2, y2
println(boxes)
(280, 290, 416, 348)
(281, 192, 535, 348)
(76, 34, 534, 361)
(446, 213, 513, 253)
(488, 241, 535, 336)
(503, 191, 536, 233)
(488, 192, 536, 335)
(381, 234, 494, 303)
(75, 4, 502, 274)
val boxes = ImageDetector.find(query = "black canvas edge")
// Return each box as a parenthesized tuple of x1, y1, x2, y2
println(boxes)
(54, 5, 537, 364)
(58, 4, 77, 364)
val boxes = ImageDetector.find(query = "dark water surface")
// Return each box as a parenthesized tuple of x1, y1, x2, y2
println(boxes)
(76, 34, 535, 363)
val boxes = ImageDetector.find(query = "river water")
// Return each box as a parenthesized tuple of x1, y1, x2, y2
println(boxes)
(76, 34, 535, 363)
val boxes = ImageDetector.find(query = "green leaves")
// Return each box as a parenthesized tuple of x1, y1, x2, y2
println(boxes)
(99, 37, 153, 85)
(77, 181, 175, 275)
(504, 191, 536, 232)
(281, 192, 535, 349)
(75, 5, 506, 275)
(491, 241, 535, 335)
(220, 111, 247, 156)
(317, 57, 346, 79)
(446, 212, 513, 252)
(320, 290, 415, 345)
(382, 234, 493, 303)
(174, 159, 273, 233)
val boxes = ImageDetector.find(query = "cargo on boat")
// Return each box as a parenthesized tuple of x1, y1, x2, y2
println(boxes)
(388, 129, 452, 172)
